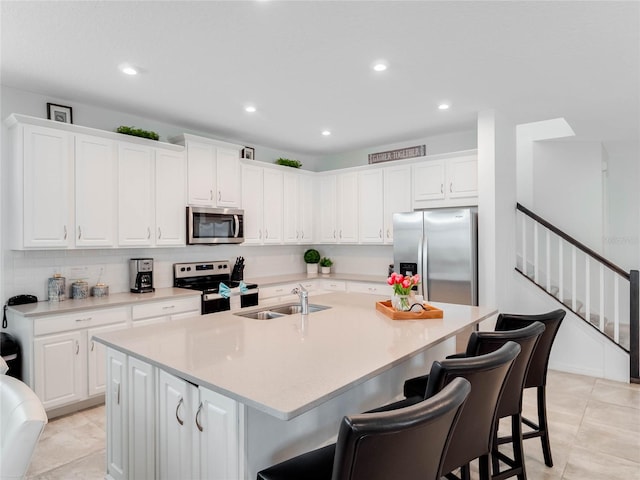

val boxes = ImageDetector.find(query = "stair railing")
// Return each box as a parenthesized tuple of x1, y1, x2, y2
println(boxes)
(515, 203, 639, 382)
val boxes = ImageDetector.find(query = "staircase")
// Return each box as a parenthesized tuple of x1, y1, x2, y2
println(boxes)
(516, 203, 639, 382)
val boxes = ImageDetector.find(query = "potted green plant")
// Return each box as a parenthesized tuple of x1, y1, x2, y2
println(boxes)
(319, 257, 333, 274)
(304, 248, 321, 274)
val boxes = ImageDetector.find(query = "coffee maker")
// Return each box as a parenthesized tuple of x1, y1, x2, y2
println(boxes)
(130, 258, 155, 293)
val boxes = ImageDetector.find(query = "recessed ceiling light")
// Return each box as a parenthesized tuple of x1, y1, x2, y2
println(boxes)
(321, 130, 331, 136)
(118, 63, 139, 75)
(438, 103, 450, 110)
(245, 105, 257, 113)
(373, 62, 388, 72)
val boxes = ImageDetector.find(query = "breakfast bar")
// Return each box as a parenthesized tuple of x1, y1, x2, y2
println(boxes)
(94, 292, 497, 480)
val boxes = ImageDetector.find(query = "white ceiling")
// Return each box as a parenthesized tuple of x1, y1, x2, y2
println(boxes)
(2, 1, 638, 156)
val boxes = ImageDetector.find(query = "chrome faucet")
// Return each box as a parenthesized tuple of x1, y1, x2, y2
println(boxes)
(292, 284, 309, 315)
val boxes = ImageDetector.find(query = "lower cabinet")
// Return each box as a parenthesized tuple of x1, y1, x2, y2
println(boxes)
(106, 350, 241, 480)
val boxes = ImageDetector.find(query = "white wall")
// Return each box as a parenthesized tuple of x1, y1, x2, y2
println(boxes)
(315, 129, 477, 171)
(532, 140, 604, 253)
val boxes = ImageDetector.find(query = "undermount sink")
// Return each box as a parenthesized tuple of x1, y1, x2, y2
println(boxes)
(234, 303, 331, 320)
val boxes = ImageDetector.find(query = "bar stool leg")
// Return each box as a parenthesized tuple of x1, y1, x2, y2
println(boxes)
(537, 386, 553, 467)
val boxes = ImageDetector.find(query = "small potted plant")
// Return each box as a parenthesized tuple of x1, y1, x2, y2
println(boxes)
(319, 257, 333, 274)
(304, 248, 321, 274)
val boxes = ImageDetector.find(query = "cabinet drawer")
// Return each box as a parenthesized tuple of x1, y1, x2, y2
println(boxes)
(132, 297, 201, 321)
(34, 307, 129, 336)
(322, 280, 346, 292)
(348, 282, 391, 296)
(259, 284, 296, 299)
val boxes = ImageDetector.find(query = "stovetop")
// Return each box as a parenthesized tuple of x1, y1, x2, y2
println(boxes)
(173, 261, 256, 294)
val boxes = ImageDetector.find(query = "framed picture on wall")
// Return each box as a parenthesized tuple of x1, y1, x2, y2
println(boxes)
(242, 147, 255, 160)
(47, 103, 73, 124)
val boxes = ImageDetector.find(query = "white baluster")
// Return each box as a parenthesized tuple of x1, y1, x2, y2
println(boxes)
(558, 238, 563, 303)
(571, 246, 577, 312)
(534, 222, 539, 284)
(599, 265, 605, 331)
(585, 256, 591, 323)
(614, 275, 620, 343)
(546, 230, 551, 293)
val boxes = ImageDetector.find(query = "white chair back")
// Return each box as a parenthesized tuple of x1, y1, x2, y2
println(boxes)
(0, 375, 48, 479)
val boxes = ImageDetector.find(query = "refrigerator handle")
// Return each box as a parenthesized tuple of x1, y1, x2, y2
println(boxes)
(419, 234, 429, 301)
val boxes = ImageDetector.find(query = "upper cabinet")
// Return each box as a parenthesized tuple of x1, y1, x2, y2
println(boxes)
(241, 164, 284, 244)
(178, 134, 242, 208)
(75, 135, 117, 247)
(383, 165, 412, 244)
(412, 153, 478, 209)
(283, 171, 315, 244)
(358, 170, 384, 244)
(7, 114, 186, 250)
(17, 124, 74, 248)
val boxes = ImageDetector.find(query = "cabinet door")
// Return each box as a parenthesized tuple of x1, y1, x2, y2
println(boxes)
(318, 175, 337, 243)
(87, 323, 127, 396)
(241, 164, 264, 244)
(23, 125, 73, 248)
(106, 348, 128, 480)
(383, 165, 412, 244)
(75, 135, 116, 247)
(298, 174, 315, 243)
(129, 357, 156, 480)
(282, 172, 299, 244)
(187, 141, 215, 206)
(34, 330, 85, 409)
(158, 370, 193, 480)
(262, 169, 283, 244)
(412, 160, 445, 202)
(156, 150, 187, 246)
(337, 172, 358, 243)
(358, 170, 384, 244)
(118, 144, 154, 246)
(216, 147, 241, 207)
(197, 387, 239, 480)
(447, 155, 478, 198)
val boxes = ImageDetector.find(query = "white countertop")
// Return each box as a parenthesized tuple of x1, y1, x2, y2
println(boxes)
(94, 292, 497, 420)
(7, 287, 201, 317)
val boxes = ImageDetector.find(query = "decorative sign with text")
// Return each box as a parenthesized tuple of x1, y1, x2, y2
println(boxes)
(368, 145, 426, 164)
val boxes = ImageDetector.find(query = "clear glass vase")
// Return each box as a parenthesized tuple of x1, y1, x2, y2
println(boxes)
(392, 294, 411, 311)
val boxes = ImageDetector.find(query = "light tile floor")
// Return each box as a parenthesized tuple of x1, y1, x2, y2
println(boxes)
(27, 370, 640, 479)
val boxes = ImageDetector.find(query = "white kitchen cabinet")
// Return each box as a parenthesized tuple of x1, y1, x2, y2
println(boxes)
(19, 124, 74, 248)
(241, 164, 264, 244)
(196, 386, 240, 480)
(75, 135, 117, 247)
(358, 169, 384, 243)
(157, 370, 196, 480)
(128, 357, 156, 480)
(241, 164, 283, 244)
(216, 147, 241, 207)
(263, 169, 283, 243)
(155, 149, 187, 246)
(106, 348, 127, 480)
(33, 330, 85, 409)
(318, 175, 338, 243)
(183, 135, 241, 208)
(412, 154, 478, 208)
(131, 297, 201, 325)
(322, 280, 347, 292)
(347, 281, 391, 296)
(118, 143, 155, 246)
(87, 322, 128, 396)
(337, 172, 359, 243)
(186, 141, 216, 206)
(158, 370, 241, 480)
(283, 172, 315, 244)
(383, 165, 412, 244)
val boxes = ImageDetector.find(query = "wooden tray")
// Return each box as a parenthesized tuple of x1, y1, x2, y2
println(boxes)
(375, 300, 444, 320)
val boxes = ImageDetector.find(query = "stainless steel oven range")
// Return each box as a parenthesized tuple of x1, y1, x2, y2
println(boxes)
(173, 261, 258, 314)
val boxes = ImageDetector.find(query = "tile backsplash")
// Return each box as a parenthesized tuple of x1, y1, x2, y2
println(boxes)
(2, 244, 393, 301)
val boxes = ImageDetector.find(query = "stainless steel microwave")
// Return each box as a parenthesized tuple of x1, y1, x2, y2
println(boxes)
(187, 206, 244, 245)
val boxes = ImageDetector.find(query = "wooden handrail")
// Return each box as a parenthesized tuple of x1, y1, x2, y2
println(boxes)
(516, 203, 630, 280)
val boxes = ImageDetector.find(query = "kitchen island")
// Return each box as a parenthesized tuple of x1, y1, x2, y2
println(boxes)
(94, 292, 497, 480)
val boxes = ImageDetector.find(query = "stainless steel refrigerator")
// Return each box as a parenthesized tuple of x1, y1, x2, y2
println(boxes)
(393, 207, 478, 306)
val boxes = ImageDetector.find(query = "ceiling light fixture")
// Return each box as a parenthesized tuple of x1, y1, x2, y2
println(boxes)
(119, 63, 139, 76)
(373, 62, 388, 72)
(322, 130, 331, 136)
(245, 105, 257, 113)
(438, 103, 450, 110)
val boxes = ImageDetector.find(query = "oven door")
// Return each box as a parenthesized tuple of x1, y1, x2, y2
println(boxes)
(202, 294, 231, 315)
(187, 206, 244, 245)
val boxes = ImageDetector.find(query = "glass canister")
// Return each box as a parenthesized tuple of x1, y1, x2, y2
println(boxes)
(48, 274, 66, 302)
(71, 280, 89, 300)
(91, 283, 109, 297)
